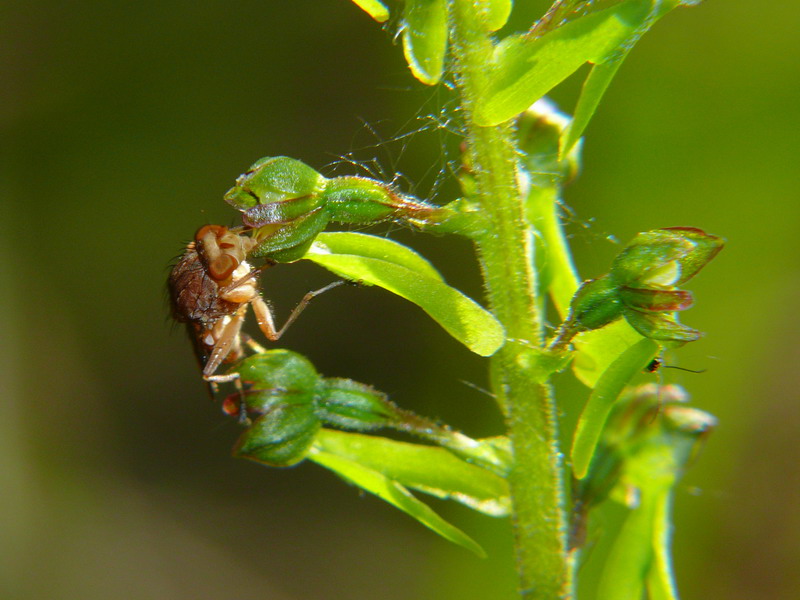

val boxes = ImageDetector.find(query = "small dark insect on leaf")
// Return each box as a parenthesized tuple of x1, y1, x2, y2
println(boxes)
(645, 358, 662, 373)
(644, 358, 706, 374)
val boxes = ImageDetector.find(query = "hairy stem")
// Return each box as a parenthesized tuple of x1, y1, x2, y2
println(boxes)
(449, 3, 570, 598)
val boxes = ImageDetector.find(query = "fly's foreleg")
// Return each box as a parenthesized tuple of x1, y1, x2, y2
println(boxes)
(251, 280, 345, 341)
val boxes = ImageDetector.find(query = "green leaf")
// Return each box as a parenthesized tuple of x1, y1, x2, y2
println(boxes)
(350, 0, 389, 23)
(315, 429, 511, 516)
(571, 338, 659, 479)
(580, 384, 715, 599)
(438, 433, 514, 478)
(560, 59, 623, 156)
(598, 414, 697, 599)
(561, 1, 701, 155)
(648, 493, 679, 600)
(304, 233, 505, 356)
(402, 0, 448, 85)
(311, 232, 443, 280)
(572, 319, 643, 388)
(474, 1, 652, 126)
(480, 0, 513, 32)
(596, 492, 658, 600)
(308, 445, 487, 557)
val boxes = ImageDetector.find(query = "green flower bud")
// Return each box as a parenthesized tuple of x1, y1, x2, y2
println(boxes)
(317, 378, 404, 431)
(554, 228, 723, 349)
(610, 227, 724, 288)
(222, 157, 331, 262)
(233, 403, 321, 467)
(224, 156, 327, 210)
(568, 276, 624, 332)
(224, 351, 323, 467)
(234, 349, 322, 398)
(246, 208, 330, 262)
(223, 156, 471, 261)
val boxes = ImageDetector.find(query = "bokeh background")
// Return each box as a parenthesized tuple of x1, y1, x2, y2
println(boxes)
(2, 1, 798, 598)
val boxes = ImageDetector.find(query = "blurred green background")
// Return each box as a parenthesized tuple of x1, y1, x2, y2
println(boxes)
(2, 1, 798, 598)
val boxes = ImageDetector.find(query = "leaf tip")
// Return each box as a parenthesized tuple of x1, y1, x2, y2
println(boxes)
(351, 0, 389, 23)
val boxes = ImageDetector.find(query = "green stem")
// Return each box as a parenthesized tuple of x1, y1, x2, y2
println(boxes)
(449, 3, 570, 598)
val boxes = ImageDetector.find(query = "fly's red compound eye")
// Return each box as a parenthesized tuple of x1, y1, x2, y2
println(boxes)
(209, 254, 239, 281)
(195, 224, 227, 242)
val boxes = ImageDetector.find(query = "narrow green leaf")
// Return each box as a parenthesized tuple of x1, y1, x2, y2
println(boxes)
(571, 338, 659, 479)
(596, 493, 658, 600)
(480, 0, 513, 32)
(304, 233, 505, 356)
(561, 1, 696, 155)
(639, 405, 715, 599)
(350, 0, 389, 23)
(560, 59, 623, 156)
(648, 493, 680, 600)
(312, 232, 443, 280)
(527, 186, 580, 320)
(315, 429, 511, 516)
(572, 319, 643, 388)
(402, 0, 448, 85)
(438, 433, 513, 478)
(308, 446, 487, 557)
(474, 1, 651, 125)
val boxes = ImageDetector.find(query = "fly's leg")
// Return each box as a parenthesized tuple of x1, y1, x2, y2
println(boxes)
(240, 332, 268, 355)
(251, 280, 345, 341)
(203, 305, 248, 380)
(203, 306, 251, 422)
(219, 263, 271, 297)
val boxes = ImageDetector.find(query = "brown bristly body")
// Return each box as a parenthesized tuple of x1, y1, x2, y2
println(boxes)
(169, 225, 268, 382)
(168, 224, 342, 386)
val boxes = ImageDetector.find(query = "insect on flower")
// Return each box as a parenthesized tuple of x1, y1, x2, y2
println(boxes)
(168, 224, 340, 384)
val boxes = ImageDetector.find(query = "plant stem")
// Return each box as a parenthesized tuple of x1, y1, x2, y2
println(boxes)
(449, 3, 570, 598)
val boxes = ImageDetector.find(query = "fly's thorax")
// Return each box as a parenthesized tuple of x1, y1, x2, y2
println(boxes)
(169, 246, 215, 322)
(169, 242, 243, 326)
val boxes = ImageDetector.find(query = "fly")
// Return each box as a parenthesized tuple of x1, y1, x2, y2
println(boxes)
(168, 224, 340, 385)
